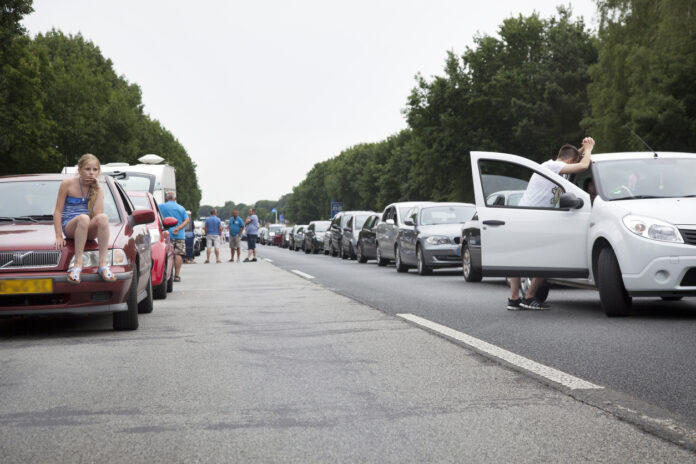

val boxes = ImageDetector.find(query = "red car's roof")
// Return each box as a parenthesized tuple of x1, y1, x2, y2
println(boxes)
(0, 173, 72, 182)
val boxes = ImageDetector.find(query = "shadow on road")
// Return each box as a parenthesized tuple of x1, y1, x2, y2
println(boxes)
(0, 314, 113, 339)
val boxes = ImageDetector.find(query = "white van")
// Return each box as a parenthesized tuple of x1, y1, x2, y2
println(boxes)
(62, 154, 176, 204)
(461, 151, 696, 316)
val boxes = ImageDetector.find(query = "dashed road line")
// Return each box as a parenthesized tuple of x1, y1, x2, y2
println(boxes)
(292, 270, 315, 280)
(397, 313, 603, 391)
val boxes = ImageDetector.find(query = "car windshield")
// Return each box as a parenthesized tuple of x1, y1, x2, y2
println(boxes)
(0, 179, 120, 223)
(315, 222, 330, 232)
(354, 215, 369, 229)
(420, 205, 475, 225)
(129, 195, 152, 210)
(594, 157, 696, 200)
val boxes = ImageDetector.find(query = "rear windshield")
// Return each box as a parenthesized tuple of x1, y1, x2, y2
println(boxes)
(420, 205, 475, 225)
(0, 179, 121, 223)
(354, 215, 370, 229)
(269, 225, 284, 233)
(314, 221, 330, 232)
(129, 195, 152, 211)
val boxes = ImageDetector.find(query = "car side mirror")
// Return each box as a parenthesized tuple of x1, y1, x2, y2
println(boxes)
(386, 219, 395, 226)
(131, 209, 156, 226)
(162, 217, 178, 229)
(559, 192, 584, 209)
(403, 219, 415, 226)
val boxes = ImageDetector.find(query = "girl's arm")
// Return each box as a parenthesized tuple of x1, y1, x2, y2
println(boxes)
(93, 186, 105, 215)
(53, 180, 68, 250)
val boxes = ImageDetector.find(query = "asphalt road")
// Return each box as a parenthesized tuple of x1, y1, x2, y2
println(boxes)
(260, 243, 696, 427)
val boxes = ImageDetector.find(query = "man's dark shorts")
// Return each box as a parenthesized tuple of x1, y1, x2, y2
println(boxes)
(247, 234, 257, 250)
(173, 238, 186, 256)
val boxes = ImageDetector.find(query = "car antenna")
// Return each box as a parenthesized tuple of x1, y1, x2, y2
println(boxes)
(625, 125, 658, 158)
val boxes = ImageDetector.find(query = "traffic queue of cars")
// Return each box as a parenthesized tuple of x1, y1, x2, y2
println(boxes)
(0, 173, 183, 331)
(260, 150, 696, 318)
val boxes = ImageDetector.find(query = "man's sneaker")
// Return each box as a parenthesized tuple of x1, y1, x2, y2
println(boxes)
(243, 258, 250, 262)
(251, 258, 258, 262)
(521, 297, 551, 310)
(506, 298, 523, 311)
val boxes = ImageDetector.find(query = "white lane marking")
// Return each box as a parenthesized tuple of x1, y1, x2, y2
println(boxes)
(264, 258, 273, 263)
(292, 270, 315, 279)
(397, 313, 602, 391)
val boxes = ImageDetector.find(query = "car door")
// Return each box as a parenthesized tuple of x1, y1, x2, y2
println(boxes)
(470, 151, 591, 277)
(399, 207, 418, 265)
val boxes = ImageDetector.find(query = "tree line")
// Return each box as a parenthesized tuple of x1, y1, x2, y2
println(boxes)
(281, 1, 695, 224)
(0, 1, 201, 211)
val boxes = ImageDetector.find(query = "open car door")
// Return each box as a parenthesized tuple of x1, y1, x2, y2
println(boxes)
(470, 151, 591, 278)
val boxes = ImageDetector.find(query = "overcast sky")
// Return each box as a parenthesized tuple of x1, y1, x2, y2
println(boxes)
(23, 1, 597, 206)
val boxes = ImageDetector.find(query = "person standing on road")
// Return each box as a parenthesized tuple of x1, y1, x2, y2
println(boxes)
(159, 192, 190, 282)
(203, 209, 223, 263)
(243, 207, 259, 262)
(508, 137, 595, 311)
(228, 210, 245, 263)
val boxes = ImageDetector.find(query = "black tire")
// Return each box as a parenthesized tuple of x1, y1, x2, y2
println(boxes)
(661, 296, 683, 301)
(138, 274, 154, 314)
(462, 242, 482, 282)
(331, 244, 338, 257)
(357, 243, 368, 263)
(416, 246, 432, 276)
(349, 244, 357, 260)
(598, 247, 632, 317)
(113, 267, 139, 331)
(395, 245, 408, 273)
(341, 245, 348, 260)
(153, 265, 167, 300)
(166, 266, 174, 293)
(324, 247, 329, 256)
(376, 243, 388, 267)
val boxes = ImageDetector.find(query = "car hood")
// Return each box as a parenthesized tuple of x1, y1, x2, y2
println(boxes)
(418, 223, 465, 238)
(611, 198, 696, 226)
(0, 222, 122, 250)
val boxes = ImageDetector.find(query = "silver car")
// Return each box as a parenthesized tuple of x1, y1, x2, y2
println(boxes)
(395, 203, 476, 275)
(340, 211, 376, 260)
(374, 201, 434, 266)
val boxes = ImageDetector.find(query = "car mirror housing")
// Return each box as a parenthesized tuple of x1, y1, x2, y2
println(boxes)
(403, 219, 415, 226)
(558, 192, 584, 209)
(162, 217, 178, 229)
(132, 209, 156, 226)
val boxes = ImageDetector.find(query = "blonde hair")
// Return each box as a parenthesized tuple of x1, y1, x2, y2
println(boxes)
(77, 153, 101, 218)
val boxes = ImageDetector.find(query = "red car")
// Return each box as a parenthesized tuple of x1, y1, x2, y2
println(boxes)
(127, 191, 176, 299)
(0, 174, 155, 331)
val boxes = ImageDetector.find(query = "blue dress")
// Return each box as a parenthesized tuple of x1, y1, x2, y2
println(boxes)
(61, 180, 90, 234)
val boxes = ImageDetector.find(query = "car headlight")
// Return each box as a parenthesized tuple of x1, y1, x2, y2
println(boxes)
(425, 235, 452, 245)
(622, 215, 684, 243)
(149, 229, 160, 243)
(69, 249, 130, 268)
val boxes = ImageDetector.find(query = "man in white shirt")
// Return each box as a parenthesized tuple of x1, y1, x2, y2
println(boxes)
(508, 137, 595, 311)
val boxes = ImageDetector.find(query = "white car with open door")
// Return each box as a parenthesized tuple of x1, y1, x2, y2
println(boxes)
(461, 151, 696, 316)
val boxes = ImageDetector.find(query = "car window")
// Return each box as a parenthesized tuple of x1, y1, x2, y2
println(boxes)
(353, 215, 369, 229)
(479, 159, 565, 209)
(113, 182, 135, 215)
(340, 215, 351, 228)
(129, 195, 151, 211)
(420, 205, 476, 225)
(594, 157, 696, 200)
(315, 221, 330, 232)
(346, 216, 353, 229)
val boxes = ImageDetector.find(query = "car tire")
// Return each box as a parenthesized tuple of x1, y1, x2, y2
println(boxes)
(598, 247, 632, 317)
(349, 244, 357, 260)
(305, 243, 311, 254)
(661, 296, 683, 301)
(416, 246, 432, 276)
(153, 265, 167, 300)
(138, 273, 154, 314)
(341, 245, 348, 260)
(166, 266, 174, 293)
(462, 242, 482, 282)
(113, 267, 139, 331)
(395, 245, 408, 273)
(357, 243, 368, 263)
(376, 243, 388, 267)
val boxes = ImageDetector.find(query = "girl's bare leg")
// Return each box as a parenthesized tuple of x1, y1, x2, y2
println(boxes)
(87, 213, 110, 267)
(64, 215, 90, 268)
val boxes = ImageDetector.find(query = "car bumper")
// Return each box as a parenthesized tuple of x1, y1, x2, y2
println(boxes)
(622, 255, 696, 296)
(422, 246, 461, 268)
(0, 269, 133, 315)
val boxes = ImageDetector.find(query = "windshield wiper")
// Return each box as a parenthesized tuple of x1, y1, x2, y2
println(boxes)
(0, 217, 15, 222)
(609, 195, 665, 201)
(13, 216, 38, 223)
(23, 215, 54, 221)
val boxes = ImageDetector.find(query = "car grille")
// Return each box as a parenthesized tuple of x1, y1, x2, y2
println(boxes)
(681, 268, 696, 287)
(680, 229, 696, 246)
(0, 250, 61, 269)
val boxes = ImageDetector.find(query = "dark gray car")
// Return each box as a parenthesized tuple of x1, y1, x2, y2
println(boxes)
(394, 203, 476, 275)
(340, 211, 376, 259)
(303, 220, 331, 254)
(356, 214, 381, 263)
(374, 201, 434, 266)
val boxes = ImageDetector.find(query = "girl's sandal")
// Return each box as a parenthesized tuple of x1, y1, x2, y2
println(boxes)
(98, 266, 117, 282)
(67, 267, 82, 284)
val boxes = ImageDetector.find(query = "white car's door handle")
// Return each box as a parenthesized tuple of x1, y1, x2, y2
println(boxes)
(482, 220, 505, 226)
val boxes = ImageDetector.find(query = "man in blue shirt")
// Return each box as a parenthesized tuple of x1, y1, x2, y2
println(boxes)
(228, 209, 245, 263)
(243, 207, 259, 262)
(159, 192, 190, 282)
(203, 209, 223, 263)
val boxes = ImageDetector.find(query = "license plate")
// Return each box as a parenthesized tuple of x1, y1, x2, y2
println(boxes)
(0, 279, 53, 295)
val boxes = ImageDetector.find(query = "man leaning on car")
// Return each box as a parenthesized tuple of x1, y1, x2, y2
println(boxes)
(508, 137, 595, 311)
(159, 192, 189, 282)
